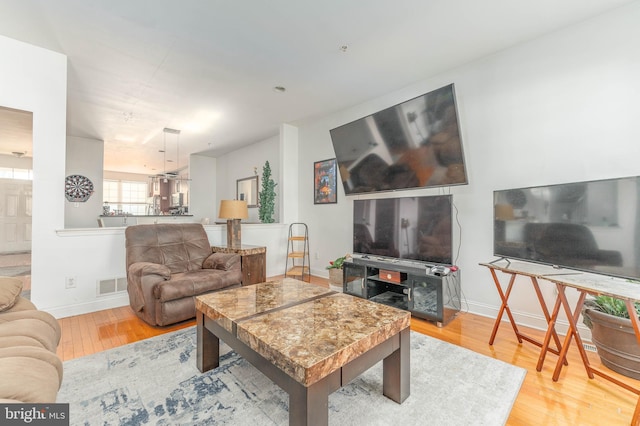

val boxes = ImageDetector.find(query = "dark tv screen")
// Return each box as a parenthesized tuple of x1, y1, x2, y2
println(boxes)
(494, 176, 640, 280)
(330, 83, 467, 195)
(353, 195, 452, 265)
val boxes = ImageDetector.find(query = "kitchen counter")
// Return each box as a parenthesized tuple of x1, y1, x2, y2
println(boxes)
(98, 215, 195, 227)
(99, 214, 193, 218)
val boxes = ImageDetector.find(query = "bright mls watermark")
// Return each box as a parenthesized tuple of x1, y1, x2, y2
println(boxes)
(1, 404, 69, 425)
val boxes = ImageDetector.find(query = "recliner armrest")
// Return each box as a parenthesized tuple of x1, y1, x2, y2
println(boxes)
(128, 262, 171, 279)
(203, 252, 241, 271)
(127, 262, 171, 312)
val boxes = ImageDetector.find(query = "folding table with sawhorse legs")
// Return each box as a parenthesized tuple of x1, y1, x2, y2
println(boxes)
(482, 261, 569, 372)
(483, 258, 640, 426)
(540, 273, 640, 426)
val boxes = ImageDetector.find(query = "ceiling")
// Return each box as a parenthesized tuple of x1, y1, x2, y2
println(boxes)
(0, 0, 635, 175)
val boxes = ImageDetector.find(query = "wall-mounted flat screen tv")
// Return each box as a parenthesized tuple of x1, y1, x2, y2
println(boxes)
(330, 83, 467, 195)
(494, 176, 640, 280)
(354, 194, 452, 265)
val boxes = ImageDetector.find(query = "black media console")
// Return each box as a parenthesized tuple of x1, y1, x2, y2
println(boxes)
(343, 257, 461, 327)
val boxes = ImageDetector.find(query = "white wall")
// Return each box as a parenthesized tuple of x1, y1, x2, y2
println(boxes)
(295, 2, 640, 335)
(103, 170, 151, 182)
(0, 35, 67, 314)
(0, 153, 33, 170)
(65, 136, 104, 228)
(215, 136, 279, 223)
(279, 123, 300, 224)
(189, 154, 217, 223)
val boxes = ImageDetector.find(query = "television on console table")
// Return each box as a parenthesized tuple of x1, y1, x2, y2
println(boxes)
(343, 257, 460, 327)
(353, 194, 453, 264)
(345, 193, 460, 326)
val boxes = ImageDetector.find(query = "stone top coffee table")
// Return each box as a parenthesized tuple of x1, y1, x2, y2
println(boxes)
(195, 278, 411, 426)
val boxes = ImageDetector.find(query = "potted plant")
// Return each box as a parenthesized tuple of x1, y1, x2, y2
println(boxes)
(582, 295, 640, 380)
(327, 254, 350, 292)
(258, 161, 277, 223)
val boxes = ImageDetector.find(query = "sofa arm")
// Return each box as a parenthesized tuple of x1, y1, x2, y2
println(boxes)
(0, 346, 63, 402)
(127, 262, 171, 312)
(0, 277, 23, 313)
(203, 252, 241, 271)
(0, 310, 61, 350)
(129, 262, 171, 279)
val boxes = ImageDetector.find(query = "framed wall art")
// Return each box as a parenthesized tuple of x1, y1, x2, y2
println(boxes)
(313, 158, 338, 204)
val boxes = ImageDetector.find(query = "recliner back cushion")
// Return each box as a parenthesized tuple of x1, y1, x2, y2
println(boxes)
(125, 223, 212, 274)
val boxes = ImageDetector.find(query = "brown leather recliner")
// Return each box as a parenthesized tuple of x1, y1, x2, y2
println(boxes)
(125, 223, 242, 326)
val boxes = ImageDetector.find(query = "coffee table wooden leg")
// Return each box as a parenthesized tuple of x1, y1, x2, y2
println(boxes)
(383, 327, 410, 403)
(196, 311, 219, 373)
(289, 376, 330, 426)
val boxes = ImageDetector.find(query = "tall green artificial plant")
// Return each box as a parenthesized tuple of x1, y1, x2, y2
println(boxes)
(258, 161, 277, 223)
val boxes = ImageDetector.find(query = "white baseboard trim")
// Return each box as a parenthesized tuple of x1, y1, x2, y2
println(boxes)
(311, 267, 328, 279)
(465, 300, 592, 342)
(45, 294, 130, 319)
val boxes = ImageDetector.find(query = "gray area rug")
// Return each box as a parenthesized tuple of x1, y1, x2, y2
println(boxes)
(58, 327, 525, 425)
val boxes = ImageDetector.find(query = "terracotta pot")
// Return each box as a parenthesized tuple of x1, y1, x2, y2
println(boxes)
(583, 307, 640, 380)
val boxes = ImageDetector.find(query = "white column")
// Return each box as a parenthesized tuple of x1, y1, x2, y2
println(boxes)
(279, 123, 299, 224)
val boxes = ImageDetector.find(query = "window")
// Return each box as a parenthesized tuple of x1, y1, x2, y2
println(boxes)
(0, 167, 33, 180)
(103, 180, 148, 215)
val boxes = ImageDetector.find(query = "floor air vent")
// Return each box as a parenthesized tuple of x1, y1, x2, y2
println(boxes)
(98, 277, 127, 296)
(583, 343, 598, 352)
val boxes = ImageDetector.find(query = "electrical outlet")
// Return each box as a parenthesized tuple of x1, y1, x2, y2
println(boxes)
(65, 276, 77, 289)
(315, 252, 319, 260)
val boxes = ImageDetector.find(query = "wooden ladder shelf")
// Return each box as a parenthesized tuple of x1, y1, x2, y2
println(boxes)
(285, 223, 310, 282)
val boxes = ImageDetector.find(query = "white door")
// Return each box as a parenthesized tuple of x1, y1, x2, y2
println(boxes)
(0, 179, 32, 253)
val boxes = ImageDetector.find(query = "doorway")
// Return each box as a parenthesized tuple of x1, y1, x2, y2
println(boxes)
(0, 106, 33, 299)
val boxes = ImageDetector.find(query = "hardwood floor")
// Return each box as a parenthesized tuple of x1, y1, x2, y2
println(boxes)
(56, 276, 639, 425)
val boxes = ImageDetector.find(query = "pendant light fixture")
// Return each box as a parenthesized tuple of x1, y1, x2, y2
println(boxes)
(162, 127, 181, 182)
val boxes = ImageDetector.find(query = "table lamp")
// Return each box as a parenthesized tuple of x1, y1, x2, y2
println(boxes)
(218, 200, 249, 248)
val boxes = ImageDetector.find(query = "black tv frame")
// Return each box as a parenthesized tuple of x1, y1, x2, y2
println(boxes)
(330, 83, 468, 195)
(493, 176, 640, 281)
(353, 194, 453, 266)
